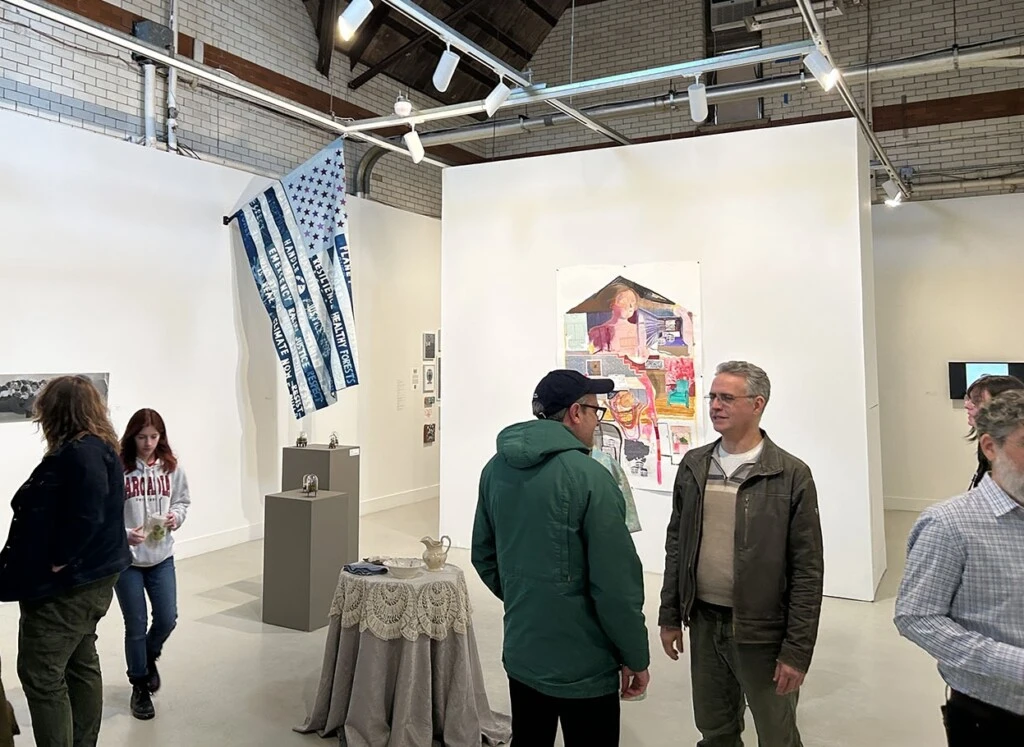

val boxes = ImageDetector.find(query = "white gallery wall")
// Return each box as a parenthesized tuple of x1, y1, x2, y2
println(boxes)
(0, 107, 280, 559)
(873, 193, 1024, 511)
(441, 119, 886, 601)
(0, 109, 440, 558)
(314, 198, 442, 513)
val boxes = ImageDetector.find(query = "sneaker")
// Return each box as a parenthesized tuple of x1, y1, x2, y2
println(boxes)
(130, 684, 155, 720)
(146, 655, 161, 694)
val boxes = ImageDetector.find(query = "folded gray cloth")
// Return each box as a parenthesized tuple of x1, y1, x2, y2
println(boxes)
(343, 562, 387, 576)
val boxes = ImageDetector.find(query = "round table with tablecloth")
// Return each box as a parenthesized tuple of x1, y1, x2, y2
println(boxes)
(296, 563, 511, 747)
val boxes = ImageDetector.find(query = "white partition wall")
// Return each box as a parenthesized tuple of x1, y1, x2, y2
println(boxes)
(0, 108, 283, 558)
(440, 119, 885, 601)
(0, 109, 441, 557)
(873, 193, 1024, 511)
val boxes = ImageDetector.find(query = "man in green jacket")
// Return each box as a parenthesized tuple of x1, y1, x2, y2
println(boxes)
(473, 369, 650, 747)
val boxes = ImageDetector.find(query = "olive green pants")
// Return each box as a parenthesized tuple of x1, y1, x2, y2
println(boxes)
(17, 575, 118, 747)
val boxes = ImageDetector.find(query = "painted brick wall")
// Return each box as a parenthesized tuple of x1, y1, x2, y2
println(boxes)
(489, 0, 1024, 198)
(0, 0, 478, 217)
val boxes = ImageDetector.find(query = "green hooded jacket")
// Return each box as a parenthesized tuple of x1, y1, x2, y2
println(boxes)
(472, 419, 650, 699)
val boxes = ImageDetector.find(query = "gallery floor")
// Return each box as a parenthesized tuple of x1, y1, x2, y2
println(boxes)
(0, 504, 943, 746)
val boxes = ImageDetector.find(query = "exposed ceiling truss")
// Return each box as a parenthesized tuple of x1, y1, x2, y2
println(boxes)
(315, 0, 339, 76)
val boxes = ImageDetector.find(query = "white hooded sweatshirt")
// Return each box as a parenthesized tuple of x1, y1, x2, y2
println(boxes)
(123, 458, 191, 567)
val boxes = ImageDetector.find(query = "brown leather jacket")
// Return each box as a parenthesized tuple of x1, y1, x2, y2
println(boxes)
(658, 432, 824, 673)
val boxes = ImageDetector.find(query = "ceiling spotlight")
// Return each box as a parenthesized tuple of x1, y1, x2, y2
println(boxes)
(803, 48, 839, 92)
(394, 92, 413, 118)
(432, 45, 460, 93)
(338, 0, 373, 42)
(688, 77, 708, 123)
(484, 79, 511, 118)
(882, 179, 905, 207)
(403, 126, 425, 164)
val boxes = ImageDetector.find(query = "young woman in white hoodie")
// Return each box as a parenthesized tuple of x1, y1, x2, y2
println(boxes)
(115, 408, 190, 720)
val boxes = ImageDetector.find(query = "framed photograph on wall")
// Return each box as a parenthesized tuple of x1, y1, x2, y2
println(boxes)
(423, 332, 436, 361)
(423, 363, 436, 393)
(0, 372, 109, 424)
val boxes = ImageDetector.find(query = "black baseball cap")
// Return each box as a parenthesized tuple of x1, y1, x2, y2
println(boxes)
(533, 370, 615, 419)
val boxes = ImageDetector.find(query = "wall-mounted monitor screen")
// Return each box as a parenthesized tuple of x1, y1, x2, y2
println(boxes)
(948, 362, 1024, 400)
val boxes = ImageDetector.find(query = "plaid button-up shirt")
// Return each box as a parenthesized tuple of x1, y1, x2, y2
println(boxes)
(895, 474, 1024, 715)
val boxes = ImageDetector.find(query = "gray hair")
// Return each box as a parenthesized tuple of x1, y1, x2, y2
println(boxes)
(975, 390, 1024, 445)
(715, 361, 771, 405)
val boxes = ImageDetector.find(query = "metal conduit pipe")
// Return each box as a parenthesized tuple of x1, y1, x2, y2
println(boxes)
(356, 40, 1024, 198)
(910, 176, 1024, 194)
(415, 42, 1024, 148)
(356, 147, 390, 198)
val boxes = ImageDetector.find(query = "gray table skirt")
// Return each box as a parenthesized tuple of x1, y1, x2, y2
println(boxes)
(296, 616, 511, 746)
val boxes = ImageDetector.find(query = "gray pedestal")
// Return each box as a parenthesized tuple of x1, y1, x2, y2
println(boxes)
(262, 489, 359, 631)
(282, 445, 360, 501)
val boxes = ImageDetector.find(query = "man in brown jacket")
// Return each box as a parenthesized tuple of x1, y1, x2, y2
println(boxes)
(659, 361, 823, 747)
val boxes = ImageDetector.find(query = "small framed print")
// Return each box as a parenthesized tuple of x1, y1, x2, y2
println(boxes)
(423, 363, 436, 393)
(423, 332, 437, 361)
(423, 423, 436, 445)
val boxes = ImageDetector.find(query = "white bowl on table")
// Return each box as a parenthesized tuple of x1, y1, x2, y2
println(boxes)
(383, 558, 425, 579)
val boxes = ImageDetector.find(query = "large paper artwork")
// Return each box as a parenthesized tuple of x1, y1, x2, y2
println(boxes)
(558, 263, 702, 493)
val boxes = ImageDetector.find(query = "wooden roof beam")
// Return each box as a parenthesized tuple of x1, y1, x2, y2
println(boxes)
(316, 0, 339, 77)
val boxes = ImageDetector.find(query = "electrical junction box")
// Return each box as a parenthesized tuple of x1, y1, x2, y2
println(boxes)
(131, 19, 173, 51)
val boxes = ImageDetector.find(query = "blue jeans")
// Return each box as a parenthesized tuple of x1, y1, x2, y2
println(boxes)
(114, 557, 177, 682)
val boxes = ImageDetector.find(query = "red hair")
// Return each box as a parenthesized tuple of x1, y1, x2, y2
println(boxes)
(120, 408, 177, 473)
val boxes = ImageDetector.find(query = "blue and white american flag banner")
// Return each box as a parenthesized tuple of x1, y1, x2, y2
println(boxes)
(227, 137, 358, 419)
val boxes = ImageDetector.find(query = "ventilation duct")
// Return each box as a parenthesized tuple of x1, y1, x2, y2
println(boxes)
(709, 0, 758, 32)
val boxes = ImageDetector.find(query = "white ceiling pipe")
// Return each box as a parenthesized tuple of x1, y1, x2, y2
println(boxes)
(345, 39, 1021, 135)
(166, 0, 179, 152)
(958, 58, 1024, 68)
(910, 176, 1024, 194)
(343, 41, 816, 133)
(412, 42, 1024, 147)
(143, 63, 157, 146)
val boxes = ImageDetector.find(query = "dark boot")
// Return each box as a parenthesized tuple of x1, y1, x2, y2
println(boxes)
(146, 652, 161, 694)
(130, 681, 155, 721)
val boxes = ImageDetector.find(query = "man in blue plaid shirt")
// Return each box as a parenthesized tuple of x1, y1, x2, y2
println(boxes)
(895, 390, 1024, 746)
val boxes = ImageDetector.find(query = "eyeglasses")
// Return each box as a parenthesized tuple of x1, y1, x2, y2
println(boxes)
(704, 393, 757, 405)
(579, 404, 608, 419)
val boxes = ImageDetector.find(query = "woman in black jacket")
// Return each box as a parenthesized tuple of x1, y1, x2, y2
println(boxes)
(965, 374, 1024, 489)
(0, 375, 131, 747)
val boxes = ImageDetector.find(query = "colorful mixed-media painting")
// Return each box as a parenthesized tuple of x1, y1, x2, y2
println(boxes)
(558, 263, 702, 493)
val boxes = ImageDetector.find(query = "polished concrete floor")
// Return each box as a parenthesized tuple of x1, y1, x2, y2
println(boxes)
(0, 505, 941, 746)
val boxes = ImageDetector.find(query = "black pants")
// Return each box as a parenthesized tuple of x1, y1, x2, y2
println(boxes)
(943, 690, 1024, 747)
(508, 677, 620, 747)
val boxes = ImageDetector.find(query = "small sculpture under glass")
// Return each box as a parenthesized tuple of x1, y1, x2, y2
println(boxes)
(302, 473, 319, 497)
(328, 432, 339, 449)
(296, 431, 308, 448)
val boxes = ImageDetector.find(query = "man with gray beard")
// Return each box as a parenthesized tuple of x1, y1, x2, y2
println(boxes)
(896, 389, 1024, 746)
